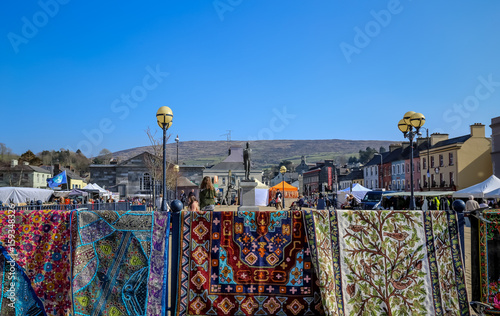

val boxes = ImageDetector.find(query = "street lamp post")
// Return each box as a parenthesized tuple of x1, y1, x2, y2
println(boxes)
(156, 106, 173, 212)
(174, 164, 179, 198)
(280, 166, 287, 208)
(175, 135, 179, 198)
(421, 127, 431, 191)
(398, 111, 425, 210)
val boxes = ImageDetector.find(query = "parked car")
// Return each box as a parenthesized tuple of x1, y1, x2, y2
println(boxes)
(360, 191, 395, 210)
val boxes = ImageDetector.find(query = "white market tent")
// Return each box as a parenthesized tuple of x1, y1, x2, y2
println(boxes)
(255, 179, 269, 206)
(485, 187, 500, 199)
(452, 175, 500, 198)
(337, 183, 372, 204)
(82, 183, 111, 197)
(0, 187, 53, 205)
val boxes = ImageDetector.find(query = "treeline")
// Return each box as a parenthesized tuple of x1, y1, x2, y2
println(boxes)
(348, 146, 386, 164)
(1, 143, 115, 176)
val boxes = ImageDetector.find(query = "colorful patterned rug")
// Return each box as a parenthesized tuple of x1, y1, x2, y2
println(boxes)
(304, 209, 470, 316)
(0, 209, 73, 316)
(479, 210, 500, 313)
(175, 210, 324, 316)
(72, 210, 170, 316)
(0, 244, 47, 315)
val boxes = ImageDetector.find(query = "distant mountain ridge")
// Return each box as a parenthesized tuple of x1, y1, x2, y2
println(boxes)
(112, 139, 396, 169)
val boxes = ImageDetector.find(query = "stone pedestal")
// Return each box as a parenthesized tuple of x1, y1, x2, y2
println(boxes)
(238, 180, 259, 212)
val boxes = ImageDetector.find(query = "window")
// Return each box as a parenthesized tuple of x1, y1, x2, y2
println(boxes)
(401, 164, 405, 174)
(417, 161, 421, 172)
(397, 165, 400, 174)
(222, 177, 226, 185)
(431, 156, 435, 168)
(375, 180, 378, 188)
(440, 173, 444, 186)
(140, 173, 151, 191)
(449, 153, 454, 166)
(439, 155, 444, 167)
(423, 158, 427, 169)
(450, 172, 455, 186)
(401, 179, 405, 190)
(396, 180, 400, 190)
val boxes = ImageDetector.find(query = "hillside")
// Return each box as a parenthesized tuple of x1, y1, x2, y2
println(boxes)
(112, 139, 397, 169)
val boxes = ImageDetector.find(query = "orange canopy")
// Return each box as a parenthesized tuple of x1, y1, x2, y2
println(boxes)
(269, 181, 299, 201)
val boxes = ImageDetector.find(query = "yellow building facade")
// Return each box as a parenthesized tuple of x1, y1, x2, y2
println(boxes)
(420, 124, 492, 191)
(69, 178, 87, 189)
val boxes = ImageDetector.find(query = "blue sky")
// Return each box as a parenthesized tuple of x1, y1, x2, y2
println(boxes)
(1, 0, 499, 157)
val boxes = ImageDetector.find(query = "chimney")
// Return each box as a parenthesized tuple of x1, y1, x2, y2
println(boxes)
(470, 123, 485, 137)
(23, 161, 29, 165)
(389, 143, 402, 152)
(54, 163, 61, 175)
(430, 133, 449, 146)
(10, 159, 18, 168)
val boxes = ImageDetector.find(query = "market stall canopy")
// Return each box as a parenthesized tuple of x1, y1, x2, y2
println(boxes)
(253, 179, 269, 206)
(82, 183, 100, 191)
(0, 187, 53, 205)
(337, 183, 372, 203)
(82, 183, 111, 196)
(452, 175, 500, 198)
(69, 189, 89, 197)
(53, 191, 71, 198)
(485, 187, 500, 199)
(269, 181, 299, 200)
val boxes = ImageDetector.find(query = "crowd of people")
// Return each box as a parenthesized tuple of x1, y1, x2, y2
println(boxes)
(152, 177, 500, 214)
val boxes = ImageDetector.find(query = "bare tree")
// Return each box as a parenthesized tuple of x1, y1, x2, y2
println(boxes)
(0, 143, 14, 162)
(99, 148, 113, 164)
(145, 127, 178, 206)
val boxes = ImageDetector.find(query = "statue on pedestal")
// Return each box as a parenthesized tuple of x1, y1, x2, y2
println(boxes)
(243, 142, 251, 181)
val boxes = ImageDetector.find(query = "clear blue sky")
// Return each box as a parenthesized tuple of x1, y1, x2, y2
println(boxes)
(1, 1, 499, 157)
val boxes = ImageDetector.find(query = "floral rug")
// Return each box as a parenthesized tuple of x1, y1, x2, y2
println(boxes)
(304, 209, 470, 316)
(479, 210, 500, 313)
(175, 210, 324, 315)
